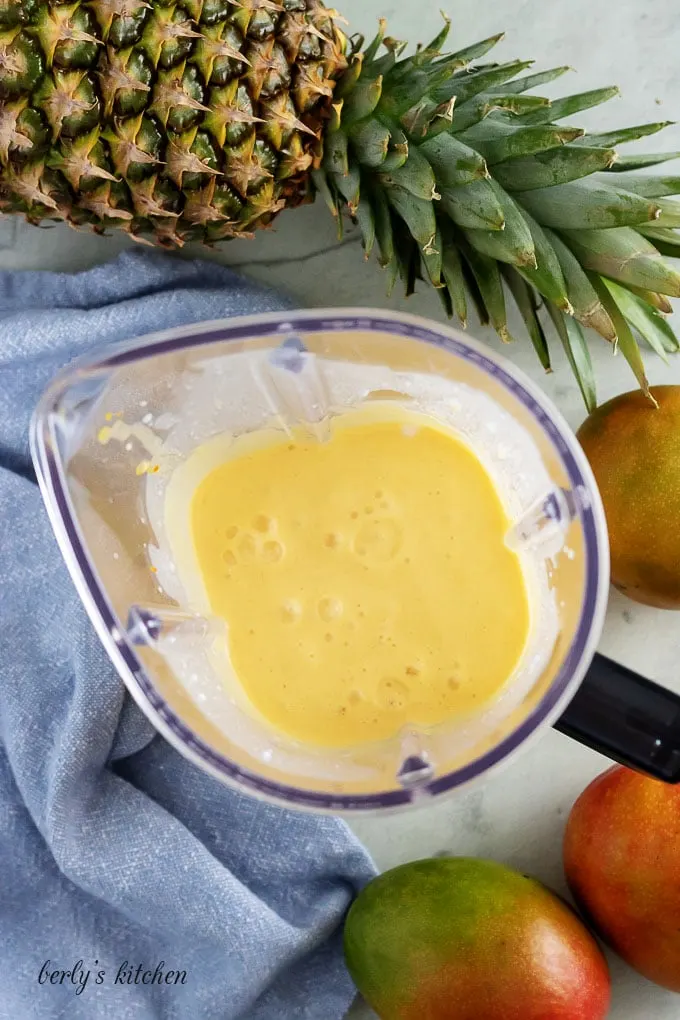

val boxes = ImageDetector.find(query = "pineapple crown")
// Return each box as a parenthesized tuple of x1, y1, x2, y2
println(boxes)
(315, 16, 680, 408)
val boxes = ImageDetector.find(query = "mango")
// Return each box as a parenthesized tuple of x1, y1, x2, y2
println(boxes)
(564, 764, 680, 991)
(344, 857, 610, 1019)
(577, 385, 680, 608)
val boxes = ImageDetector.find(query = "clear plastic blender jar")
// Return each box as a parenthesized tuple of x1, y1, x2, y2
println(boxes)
(31, 309, 680, 812)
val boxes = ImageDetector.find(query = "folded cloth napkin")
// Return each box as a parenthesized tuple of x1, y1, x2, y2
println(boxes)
(0, 250, 376, 1020)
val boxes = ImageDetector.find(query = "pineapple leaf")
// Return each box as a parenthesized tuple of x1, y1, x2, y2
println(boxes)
(378, 123, 409, 170)
(361, 19, 387, 65)
(385, 254, 399, 297)
(323, 125, 349, 175)
(341, 75, 383, 124)
(460, 239, 513, 341)
(604, 151, 680, 171)
(378, 68, 432, 119)
(368, 47, 401, 80)
(452, 93, 550, 134)
(544, 228, 616, 341)
(439, 219, 468, 326)
(602, 279, 678, 359)
(353, 191, 376, 257)
(385, 183, 438, 257)
(334, 53, 363, 99)
(439, 177, 505, 231)
(420, 133, 488, 188)
(464, 180, 536, 267)
(311, 168, 339, 219)
(516, 211, 572, 311)
(517, 87, 620, 125)
(392, 215, 420, 296)
(440, 32, 505, 70)
(545, 302, 597, 412)
(486, 65, 571, 96)
(621, 285, 673, 314)
(378, 147, 437, 200)
(458, 120, 583, 163)
(332, 163, 360, 206)
(592, 173, 680, 198)
(460, 254, 490, 326)
(652, 198, 680, 227)
(494, 145, 617, 192)
(517, 178, 661, 229)
(590, 273, 657, 401)
(420, 223, 444, 287)
(400, 95, 453, 139)
(349, 117, 390, 168)
(437, 283, 454, 318)
(502, 265, 551, 370)
(636, 225, 680, 258)
(561, 226, 680, 297)
(574, 121, 674, 148)
(381, 143, 409, 171)
(433, 60, 533, 107)
(491, 94, 552, 116)
(371, 183, 395, 267)
(412, 15, 451, 66)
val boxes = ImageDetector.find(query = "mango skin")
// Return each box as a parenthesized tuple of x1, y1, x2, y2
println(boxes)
(577, 385, 680, 609)
(564, 765, 680, 992)
(344, 857, 611, 1020)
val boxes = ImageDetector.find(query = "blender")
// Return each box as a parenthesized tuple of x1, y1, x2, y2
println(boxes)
(31, 308, 680, 812)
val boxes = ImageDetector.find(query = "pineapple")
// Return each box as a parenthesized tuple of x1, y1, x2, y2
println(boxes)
(1, 1, 680, 404)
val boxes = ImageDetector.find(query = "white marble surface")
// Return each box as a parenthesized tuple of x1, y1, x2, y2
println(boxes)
(8, 1, 680, 1016)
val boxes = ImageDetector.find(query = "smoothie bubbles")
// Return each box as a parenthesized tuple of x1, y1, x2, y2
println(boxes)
(31, 311, 608, 812)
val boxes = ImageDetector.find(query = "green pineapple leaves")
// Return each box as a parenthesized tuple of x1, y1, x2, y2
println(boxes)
(517, 87, 621, 126)
(562, 227, 680, 296)
(493, 146, 617, 192)
(591, 274, 656, 402)
(315, 15, 680, 407)
(546, 303, 597, 412)
(486, 66, 572, 95)
(544, 229, 616, 340)
(502, 265, 550, 368)
(518, 179, 662, 230)
(440, 177, 505, 230)
(463, 182, 536, 267)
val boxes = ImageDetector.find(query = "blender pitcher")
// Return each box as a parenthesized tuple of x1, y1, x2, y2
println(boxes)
(30, 309, 680, 812)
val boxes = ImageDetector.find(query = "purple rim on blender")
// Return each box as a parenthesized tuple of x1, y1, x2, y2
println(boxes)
(30, 311, 610, 811)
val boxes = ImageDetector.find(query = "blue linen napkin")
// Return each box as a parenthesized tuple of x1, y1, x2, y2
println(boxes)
(0, 250, 377, 1020)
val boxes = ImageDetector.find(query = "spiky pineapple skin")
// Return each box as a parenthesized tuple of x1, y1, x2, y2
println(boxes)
(0, 0, 347, 245)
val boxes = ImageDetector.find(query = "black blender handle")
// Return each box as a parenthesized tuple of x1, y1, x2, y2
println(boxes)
(554, 653, 680, 783)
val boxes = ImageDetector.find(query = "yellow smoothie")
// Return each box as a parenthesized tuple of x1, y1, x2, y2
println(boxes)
(190, 407, 531, 748)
